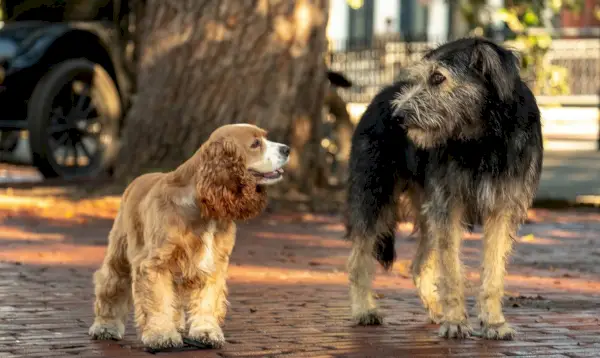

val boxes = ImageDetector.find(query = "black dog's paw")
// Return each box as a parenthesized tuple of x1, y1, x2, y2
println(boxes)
(353, 309, 384, 326)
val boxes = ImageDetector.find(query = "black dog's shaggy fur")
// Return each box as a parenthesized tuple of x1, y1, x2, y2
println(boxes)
(346, 37, 543, 340)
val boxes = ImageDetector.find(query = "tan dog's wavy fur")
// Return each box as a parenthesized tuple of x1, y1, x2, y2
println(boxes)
(89, 124, 289, 349)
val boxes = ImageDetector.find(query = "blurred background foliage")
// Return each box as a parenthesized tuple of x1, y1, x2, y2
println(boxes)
(457, 0, 586, 95)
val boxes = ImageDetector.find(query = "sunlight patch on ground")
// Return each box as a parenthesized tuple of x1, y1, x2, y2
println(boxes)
(0, 195, 54, 208)
(474, 271, 600, 294)
(0, 193, 121, 222)
(0, 243, 106, 266)
(0, 227, 64, 242)
(518, 234, 564, 245)
(253, 231, 350, 248)
(227, 264, 415, 289)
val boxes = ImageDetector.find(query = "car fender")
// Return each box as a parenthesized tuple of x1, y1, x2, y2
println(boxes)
(3, 22, 132, 109)
(8, 23, 113, 73)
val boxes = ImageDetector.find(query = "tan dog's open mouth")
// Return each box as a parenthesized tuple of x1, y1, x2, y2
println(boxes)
(249, 168, 284, 182)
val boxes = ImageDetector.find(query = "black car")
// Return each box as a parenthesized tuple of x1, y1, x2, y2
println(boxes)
(0, 0, 134, 178)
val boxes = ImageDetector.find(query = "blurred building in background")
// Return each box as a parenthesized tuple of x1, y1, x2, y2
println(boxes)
(326, 0, 599, 99)
(560, 0, 600, 36)
(327, 0, 509, 50)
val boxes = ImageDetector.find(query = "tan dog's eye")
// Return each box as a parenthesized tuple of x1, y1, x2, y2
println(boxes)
(250, 138, 261, 149)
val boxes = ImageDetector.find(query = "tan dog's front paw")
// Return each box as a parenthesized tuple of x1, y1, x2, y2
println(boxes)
(176, 318, 186, 334)
(439, 321, 472, 339)
(423, 300, 443, 324)
(187, 323, 225, 348)
(141, 328, 183, 349)
(175, 310, 186, 334)
(481, 322, 516, 340)
(88, 321, 124, 340)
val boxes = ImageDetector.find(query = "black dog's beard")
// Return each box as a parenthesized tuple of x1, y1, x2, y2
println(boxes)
(402, 114, 429, 131)
(401, 105, 484, 147)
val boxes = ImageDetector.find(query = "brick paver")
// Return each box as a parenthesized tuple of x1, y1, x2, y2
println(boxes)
(0, 192, 599, 357)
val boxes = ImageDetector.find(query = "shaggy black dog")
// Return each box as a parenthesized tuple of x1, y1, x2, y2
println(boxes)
(346, 37, 543, 340)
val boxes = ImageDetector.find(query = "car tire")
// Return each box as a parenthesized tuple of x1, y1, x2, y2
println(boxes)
(28, 58, 121, 179)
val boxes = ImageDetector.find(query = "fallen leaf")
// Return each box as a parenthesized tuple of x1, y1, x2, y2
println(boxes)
(394, 260, 411, 277)
(521, 234, 535, 242)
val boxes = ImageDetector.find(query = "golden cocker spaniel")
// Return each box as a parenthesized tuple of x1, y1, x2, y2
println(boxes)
(88, 124, 290, 350)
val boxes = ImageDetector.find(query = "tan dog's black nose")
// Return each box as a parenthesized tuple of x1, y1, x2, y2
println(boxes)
(279, 145, 290, 156)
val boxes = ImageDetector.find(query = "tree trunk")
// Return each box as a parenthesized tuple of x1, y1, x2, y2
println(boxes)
(114, 0, 330, 196)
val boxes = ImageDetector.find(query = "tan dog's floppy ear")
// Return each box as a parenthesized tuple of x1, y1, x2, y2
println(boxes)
(194, 139, 267, 220)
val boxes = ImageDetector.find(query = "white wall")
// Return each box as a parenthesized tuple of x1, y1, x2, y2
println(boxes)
(327, 0, 349, 50)
(373, 0, 400, 35)
(427, 0, 449, 42)
(328, 0, 455, 46)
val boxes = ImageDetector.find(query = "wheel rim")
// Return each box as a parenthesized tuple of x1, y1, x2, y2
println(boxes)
(46, 77, 113, 177)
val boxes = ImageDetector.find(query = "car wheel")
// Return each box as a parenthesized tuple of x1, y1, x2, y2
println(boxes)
(28, 58, 121, 179)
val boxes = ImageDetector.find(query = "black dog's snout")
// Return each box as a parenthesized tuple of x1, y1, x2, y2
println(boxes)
(392, 108, 408, 120)
(279, 145, 290, 156)
(392, 109, 409, 130)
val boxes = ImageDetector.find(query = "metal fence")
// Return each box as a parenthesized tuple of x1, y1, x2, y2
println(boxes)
(328, 37, 600, 104)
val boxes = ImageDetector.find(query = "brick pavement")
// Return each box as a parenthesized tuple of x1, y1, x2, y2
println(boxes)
(0, 193, 599, 357)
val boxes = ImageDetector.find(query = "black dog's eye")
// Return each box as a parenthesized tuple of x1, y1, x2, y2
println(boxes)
(430, 71, 446, 86)
(250, 138, 261, 149)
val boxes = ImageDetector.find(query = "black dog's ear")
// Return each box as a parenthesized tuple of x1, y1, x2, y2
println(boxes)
(326, 70, 353, 88)
(470, 41, 520, 102)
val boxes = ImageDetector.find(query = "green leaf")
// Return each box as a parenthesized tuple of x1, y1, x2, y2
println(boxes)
(346, 0, 364, 10)
(537, 34, 553, 49)
(550, 0, 563, 12)
(523, 9, 540, 26)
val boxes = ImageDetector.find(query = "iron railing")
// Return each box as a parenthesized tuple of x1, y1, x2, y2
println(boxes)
(328, 36, 600, 104)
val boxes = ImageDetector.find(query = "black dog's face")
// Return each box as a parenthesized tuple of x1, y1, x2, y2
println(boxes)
(391, 38, 520, 149)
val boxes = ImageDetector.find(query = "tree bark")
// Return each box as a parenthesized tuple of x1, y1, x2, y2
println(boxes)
(114, 0, 330, 196)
